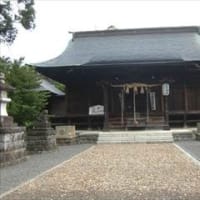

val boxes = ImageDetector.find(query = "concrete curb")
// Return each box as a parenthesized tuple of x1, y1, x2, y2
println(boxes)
(173, 143, 200, 167)
(0, 145, 95, 199)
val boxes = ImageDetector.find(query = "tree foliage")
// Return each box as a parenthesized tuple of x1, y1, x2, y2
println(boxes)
(0, 0, 35, 43)
(0, 57, 49, 128)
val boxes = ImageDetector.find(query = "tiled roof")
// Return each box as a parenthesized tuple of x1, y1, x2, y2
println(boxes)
(34, 26, 200, 68)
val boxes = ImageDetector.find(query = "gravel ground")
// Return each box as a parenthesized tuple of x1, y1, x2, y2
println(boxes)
(0, 144, 92, 194)
(176, 141, 200, 161)
(1, 143, 200, 200)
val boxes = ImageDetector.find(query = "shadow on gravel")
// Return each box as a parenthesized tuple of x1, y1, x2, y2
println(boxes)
(1, 190, 200, 200)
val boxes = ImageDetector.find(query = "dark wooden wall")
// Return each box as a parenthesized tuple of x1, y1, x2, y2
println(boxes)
(67, 83, 200, 115)
(168, 84, 185, 111)
(187, 86, 200, 110)
(60, 64, 200, 128)
(67, 85, 103, 115)
(48, 96, 66, 116)
(169, 83, 200, 112)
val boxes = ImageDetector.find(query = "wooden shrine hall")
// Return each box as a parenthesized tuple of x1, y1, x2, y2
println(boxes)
(34, 26, 200, 130)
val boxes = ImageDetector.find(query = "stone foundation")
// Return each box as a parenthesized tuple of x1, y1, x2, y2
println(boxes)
(26, 110, 57, 153)
(56, 126, 76, 145)
(56, 138, 77, 145)
(0, 73, 26, 167)
(0, 127, 26, 167)
(173, 132, 195, 141)
(77, 134, 98, 144)
(26, 127, 56, 153)
(196, 135, 200, 140)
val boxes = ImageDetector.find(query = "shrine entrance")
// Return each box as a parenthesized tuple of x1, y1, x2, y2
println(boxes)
(109, 83, 165, 129)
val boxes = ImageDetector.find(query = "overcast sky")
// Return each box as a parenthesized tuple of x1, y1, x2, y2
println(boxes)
(1, 0, 200, 64)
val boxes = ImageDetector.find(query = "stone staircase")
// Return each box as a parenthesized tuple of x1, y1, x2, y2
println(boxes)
(77, 128, 198, 144)
(77, 130, 173, 144)
(97, 131, 173, 143)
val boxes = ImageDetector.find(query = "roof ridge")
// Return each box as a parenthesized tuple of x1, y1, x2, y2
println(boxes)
(72, 26, 200, 38)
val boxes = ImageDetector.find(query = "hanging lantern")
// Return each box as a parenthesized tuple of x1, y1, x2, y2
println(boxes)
(0, 73, 11, 117)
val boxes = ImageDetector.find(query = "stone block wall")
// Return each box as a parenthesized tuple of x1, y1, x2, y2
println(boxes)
(0, 127, 26, 167)
(26, 127, 56, 153)
(196, 123, 200, 140)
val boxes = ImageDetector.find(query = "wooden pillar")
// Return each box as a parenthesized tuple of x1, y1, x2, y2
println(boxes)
(161, 86, 164, 114)
(65, 86, 71, 125)
(183, 82, 188, 127)
(111, 88, 114, 113)
(102, 84, 109, 130)
(121, 88, 125, 126)
(133, 88, 136, 123)
(146, 87, 149, 123)
(87, 88, 91, 130)
(162, 83, 170, 130)
(65, 86, 69, 114)
(164, 96, 170, 129)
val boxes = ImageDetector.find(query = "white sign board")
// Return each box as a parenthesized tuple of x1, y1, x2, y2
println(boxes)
(162, 83, 170, 96)
(149, 92, 156, 111)
(89, 105, 104, 115)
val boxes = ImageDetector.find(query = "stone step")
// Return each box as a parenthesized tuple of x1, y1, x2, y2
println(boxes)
(97, 140, 172, 144)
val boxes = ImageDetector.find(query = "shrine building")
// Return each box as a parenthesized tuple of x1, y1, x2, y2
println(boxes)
(34, 26, 200, 130)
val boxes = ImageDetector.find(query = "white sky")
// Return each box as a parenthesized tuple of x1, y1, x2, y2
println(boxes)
(1, 0, 200, 64)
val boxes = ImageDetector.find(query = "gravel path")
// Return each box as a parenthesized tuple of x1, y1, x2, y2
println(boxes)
(176, 141, 200, 161)
(1, 143, 200, 200)
(0, 144, 92, 195)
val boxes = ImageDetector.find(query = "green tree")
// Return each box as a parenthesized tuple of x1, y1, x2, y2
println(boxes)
(0, 57, 49, 128)
(0, 0, 35, 43)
